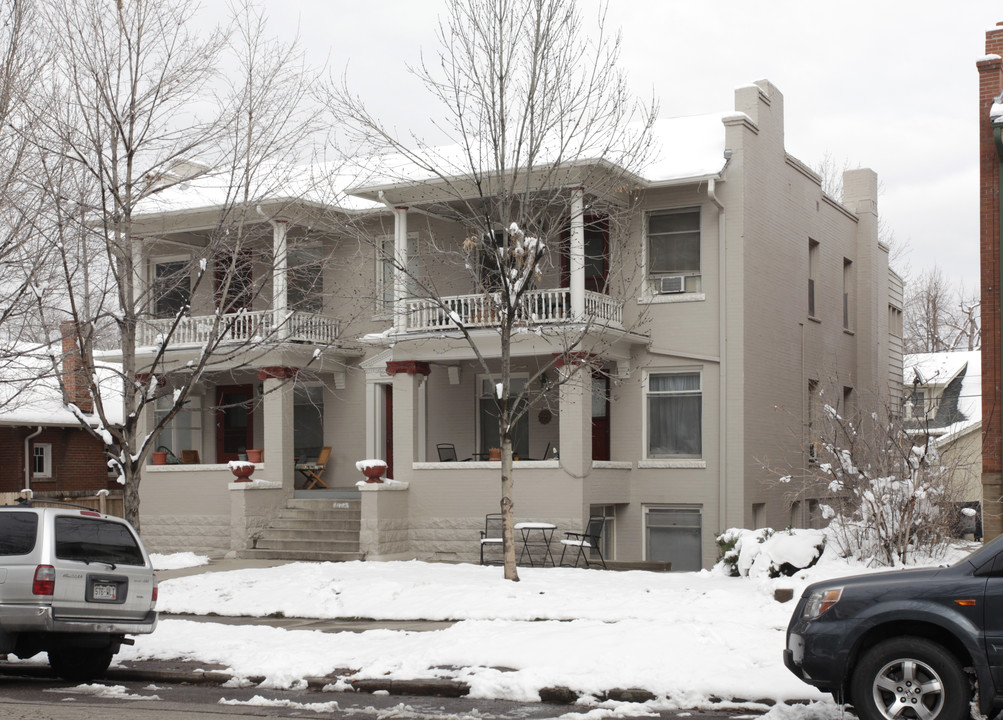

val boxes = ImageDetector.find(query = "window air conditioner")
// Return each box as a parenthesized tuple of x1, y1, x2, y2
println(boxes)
(658, 275, 685, 294)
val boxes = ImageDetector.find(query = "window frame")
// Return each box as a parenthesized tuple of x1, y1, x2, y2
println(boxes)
(645, 207, 702, 293)
(287, 245, 324, 314)
(32, 443, 52, 479)
(378, 232, 419, 314)
(644, 369, 703, 460)
(153, 394, 202, 459)
(150, 254, 192, 320)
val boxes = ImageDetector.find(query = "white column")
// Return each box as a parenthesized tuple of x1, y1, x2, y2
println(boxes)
(271, 220, 289, 340)
(557, 364, 591, 478)
(261, 375, 295, 491)
(394, 208, 408, 334)
(570, 189, 585, 319)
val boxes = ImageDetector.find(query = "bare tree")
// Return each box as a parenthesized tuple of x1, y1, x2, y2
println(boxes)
(904, 267, 981, 353)
(19, 0, 319, 529)
(329, 0, 655, 580)
(773, 381, 972, 566)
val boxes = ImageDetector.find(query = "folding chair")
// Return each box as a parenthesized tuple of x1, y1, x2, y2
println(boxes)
(559, 515, 607, 569)
(437, 443, 471, 461)
(479, 513, 503, 565)
(180, 450, 200, 464)
(297, 446, 332, 489)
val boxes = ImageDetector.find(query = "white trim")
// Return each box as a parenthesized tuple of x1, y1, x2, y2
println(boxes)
(32, 443, 52, 479)
(638, 459, 707, 469)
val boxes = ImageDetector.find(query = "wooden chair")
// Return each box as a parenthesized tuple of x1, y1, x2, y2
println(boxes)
(479, 513, 503, 565)
(180, 450, 200, 464)
(297, 446, 332, 489)
(559, 516, 607, 569)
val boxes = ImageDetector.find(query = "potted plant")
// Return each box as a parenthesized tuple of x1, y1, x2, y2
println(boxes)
(246, 449, 263, 463)
(152, 451, 168, 465)
(355, 459, 387, 483)
(228, 460, 255, 482)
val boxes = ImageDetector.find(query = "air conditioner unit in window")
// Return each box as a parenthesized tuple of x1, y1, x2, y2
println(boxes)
(658, 275, 685, 294)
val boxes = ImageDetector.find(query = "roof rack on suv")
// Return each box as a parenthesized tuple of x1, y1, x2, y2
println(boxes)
(11, 497, 105, 513)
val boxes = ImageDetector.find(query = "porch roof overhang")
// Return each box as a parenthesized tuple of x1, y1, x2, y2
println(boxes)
(101, 342, 363, 376)
(363, 324, 648, 363)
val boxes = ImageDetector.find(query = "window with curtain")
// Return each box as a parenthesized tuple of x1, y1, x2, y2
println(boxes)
(647, 372, 701, 457)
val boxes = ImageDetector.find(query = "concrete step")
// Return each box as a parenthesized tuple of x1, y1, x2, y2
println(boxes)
(238, 549, 364, 562)
(261, 528, 360, 542)
(255, 537, 360, 552)
(276, 509, 360, 522)
(286, 498, 360, 511)
(267, 518, 361, 532)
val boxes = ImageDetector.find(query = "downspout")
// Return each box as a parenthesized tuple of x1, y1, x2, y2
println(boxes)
(707, 178, 727, 530)
(24, 426, 42, 491)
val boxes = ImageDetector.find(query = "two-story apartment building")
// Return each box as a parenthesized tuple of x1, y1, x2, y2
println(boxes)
(127, 79, 902, 569)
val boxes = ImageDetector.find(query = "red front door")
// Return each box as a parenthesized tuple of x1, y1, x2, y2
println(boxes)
(592, 375, 610, 462)
(216, 385, 254, 462)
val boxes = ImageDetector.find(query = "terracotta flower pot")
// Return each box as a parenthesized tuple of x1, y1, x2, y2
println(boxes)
(246, 449, 263, 463)
(229, 461, 254, 482)
(488, 448, 501, 461)
(152, 451, 167, 465)
(356, 459, 387, 483)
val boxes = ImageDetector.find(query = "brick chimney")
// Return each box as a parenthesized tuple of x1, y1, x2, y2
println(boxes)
(978, 22, 1003, 540)
(60, 320, 93, 414)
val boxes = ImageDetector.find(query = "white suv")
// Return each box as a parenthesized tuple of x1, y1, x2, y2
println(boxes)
(0, 502, 158, 680)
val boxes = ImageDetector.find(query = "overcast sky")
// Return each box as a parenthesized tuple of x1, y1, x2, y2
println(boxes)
(262, 0, 1001, 293)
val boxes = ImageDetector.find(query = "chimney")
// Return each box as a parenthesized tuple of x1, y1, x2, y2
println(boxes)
(60, 320, 93, 414)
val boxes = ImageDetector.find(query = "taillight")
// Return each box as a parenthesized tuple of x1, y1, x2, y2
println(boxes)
(32, 565, 55, 596)
(152, 576, 158, 605)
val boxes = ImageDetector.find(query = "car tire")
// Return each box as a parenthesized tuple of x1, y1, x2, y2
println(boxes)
(47, 647, 114, 681)
(850, 637, 969, 720)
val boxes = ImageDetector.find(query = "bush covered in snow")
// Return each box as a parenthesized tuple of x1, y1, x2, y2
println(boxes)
(715, 527, 826, 578)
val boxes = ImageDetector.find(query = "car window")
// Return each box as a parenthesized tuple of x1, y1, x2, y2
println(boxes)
(0, 512, 38, 555)
(954, 533, 1003, 570)
(54, 517, 145, 566)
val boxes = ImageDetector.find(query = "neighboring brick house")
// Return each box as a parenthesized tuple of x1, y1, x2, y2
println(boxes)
(0, 332, 122, 508)
(978, 23, 1003, 540)
(128, 78, 902, 569)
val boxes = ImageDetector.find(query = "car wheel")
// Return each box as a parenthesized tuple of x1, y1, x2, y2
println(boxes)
(850, 637, 969, 720)
(47, 647, 114, 681)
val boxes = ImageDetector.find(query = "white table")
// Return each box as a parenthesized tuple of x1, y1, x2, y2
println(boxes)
(514, 522, 557, 567)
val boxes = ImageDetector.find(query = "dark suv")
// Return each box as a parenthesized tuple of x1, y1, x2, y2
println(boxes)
(784, 535, 1003, 720)
(0, 503, 158, 680)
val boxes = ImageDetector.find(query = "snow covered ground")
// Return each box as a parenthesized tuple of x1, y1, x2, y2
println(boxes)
(100, 540, 978, 718)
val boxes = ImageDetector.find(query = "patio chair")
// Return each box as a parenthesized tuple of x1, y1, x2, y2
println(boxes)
(559, 515, 607, 569)
(530, 442, 552, 461)
(479, 513, 503, 565)
(297, 446, 332, 489)
(180, 450, 200, 464)
(437, 443, 471, 462)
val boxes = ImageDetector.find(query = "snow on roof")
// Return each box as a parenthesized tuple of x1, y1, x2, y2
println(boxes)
(134, 111, 733, 218)
(0, 345, 123, 428)
(905, 350, 981, 441)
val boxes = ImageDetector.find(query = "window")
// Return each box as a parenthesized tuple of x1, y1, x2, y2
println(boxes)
(478, 375, 529, 458)
(294, 385, 324, 461)
(807, 379, 819, 464)
(843, 258, 853, 330)
(808, 240, 819, 317)
(380, 233, 418, 311)
(647, 372, 701, 457)
(154, 394, 202, 457)
(288, 247, 323, 314)
(591, 505, 615, 561)
(646, 506, 701, 571)
(32, 443, 52, 479)
(647, 209, 701, 292)
(152, 258, 191, 319)
(889, 305, 903, 338)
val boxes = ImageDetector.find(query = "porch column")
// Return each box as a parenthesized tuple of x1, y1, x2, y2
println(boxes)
(393, 208, 408, 334)
(258, 366, 297, 491)
(386, 361, 430, 475)
(271, 220, 289, 340)
(569, 188, 586, 320)
(557, 361, 592, 478)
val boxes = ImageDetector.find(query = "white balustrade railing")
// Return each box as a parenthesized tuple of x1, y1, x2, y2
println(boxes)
(404, 288, 622, 332)
(138, 310, 340, 347)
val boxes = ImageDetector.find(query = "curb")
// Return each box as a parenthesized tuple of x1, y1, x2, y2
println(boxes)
(2, 661, 820, 707)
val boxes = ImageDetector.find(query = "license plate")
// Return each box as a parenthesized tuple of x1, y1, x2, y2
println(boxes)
(93, 583, 117, 601)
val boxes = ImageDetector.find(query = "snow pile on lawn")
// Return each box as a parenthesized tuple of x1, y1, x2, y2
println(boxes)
(116, 540, 977, 710)
(149, 552, 210, 571)
(717, 528, 827, 578)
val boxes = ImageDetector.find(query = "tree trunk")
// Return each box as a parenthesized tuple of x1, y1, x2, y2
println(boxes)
(500, 433, 519, 581)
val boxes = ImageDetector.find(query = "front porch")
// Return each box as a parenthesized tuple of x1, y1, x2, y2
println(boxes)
(137, 310, 340, 347)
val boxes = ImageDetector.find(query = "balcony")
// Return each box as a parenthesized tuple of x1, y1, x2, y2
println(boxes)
(138, 310, 341, 348)
(404, 288, 622, 333)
